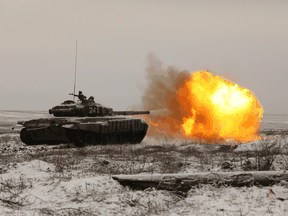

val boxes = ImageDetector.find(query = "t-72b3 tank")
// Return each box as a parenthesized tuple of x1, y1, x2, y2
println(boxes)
(17, 91, 150, 146)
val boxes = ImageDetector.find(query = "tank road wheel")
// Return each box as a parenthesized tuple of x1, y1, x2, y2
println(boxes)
(20, 129, 34, 145)
(85, 133, 95, 146)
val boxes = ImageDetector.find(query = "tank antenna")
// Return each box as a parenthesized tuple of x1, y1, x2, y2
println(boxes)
(73, 40, 78, 101)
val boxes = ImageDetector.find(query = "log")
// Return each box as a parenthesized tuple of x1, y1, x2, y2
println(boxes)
(112, 171, 288, 193)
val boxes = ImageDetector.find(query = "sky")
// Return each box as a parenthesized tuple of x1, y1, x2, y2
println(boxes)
(1, 0, 288, 114)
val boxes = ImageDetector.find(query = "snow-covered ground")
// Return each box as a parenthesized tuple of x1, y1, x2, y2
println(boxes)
(1, 135, 288, 215)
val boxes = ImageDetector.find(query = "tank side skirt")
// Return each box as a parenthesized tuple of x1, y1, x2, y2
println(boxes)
(68, 118, 148, 146)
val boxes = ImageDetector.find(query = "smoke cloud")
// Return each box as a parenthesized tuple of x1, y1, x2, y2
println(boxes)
(137, 53, 191, 136)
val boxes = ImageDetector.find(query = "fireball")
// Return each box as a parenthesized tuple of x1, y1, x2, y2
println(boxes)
(179, 71, 263, 142)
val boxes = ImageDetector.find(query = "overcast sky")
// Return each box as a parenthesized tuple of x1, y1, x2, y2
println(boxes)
(1, 0, 288, 114)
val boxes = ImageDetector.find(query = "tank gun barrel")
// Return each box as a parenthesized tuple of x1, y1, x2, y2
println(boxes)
(113, 111, 150, 115)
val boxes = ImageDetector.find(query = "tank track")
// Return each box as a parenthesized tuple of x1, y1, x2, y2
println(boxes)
(20, 127, 147, 146)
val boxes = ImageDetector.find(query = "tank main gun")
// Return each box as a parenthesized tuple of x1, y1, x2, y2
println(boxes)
(113, 111, 150, 115)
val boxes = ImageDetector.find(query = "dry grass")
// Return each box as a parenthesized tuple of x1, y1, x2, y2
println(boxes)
(0, 175, 33, 209)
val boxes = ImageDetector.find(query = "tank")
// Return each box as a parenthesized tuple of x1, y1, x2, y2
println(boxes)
(17, 91, 150, 146)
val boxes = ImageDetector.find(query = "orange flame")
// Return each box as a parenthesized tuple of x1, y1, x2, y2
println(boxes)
(179, 71, 263, 142)
(145, 70, 264, 143)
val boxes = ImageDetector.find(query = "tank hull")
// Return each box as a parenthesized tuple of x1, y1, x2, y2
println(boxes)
(19, 116, 149, 146)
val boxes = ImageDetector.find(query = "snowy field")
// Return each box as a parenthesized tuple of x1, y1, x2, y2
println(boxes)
(0, 134, 288, 215)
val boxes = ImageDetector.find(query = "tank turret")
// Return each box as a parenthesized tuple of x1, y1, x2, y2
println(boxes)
(17, 91, 150, 146)
(48, 91, 150, 117)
